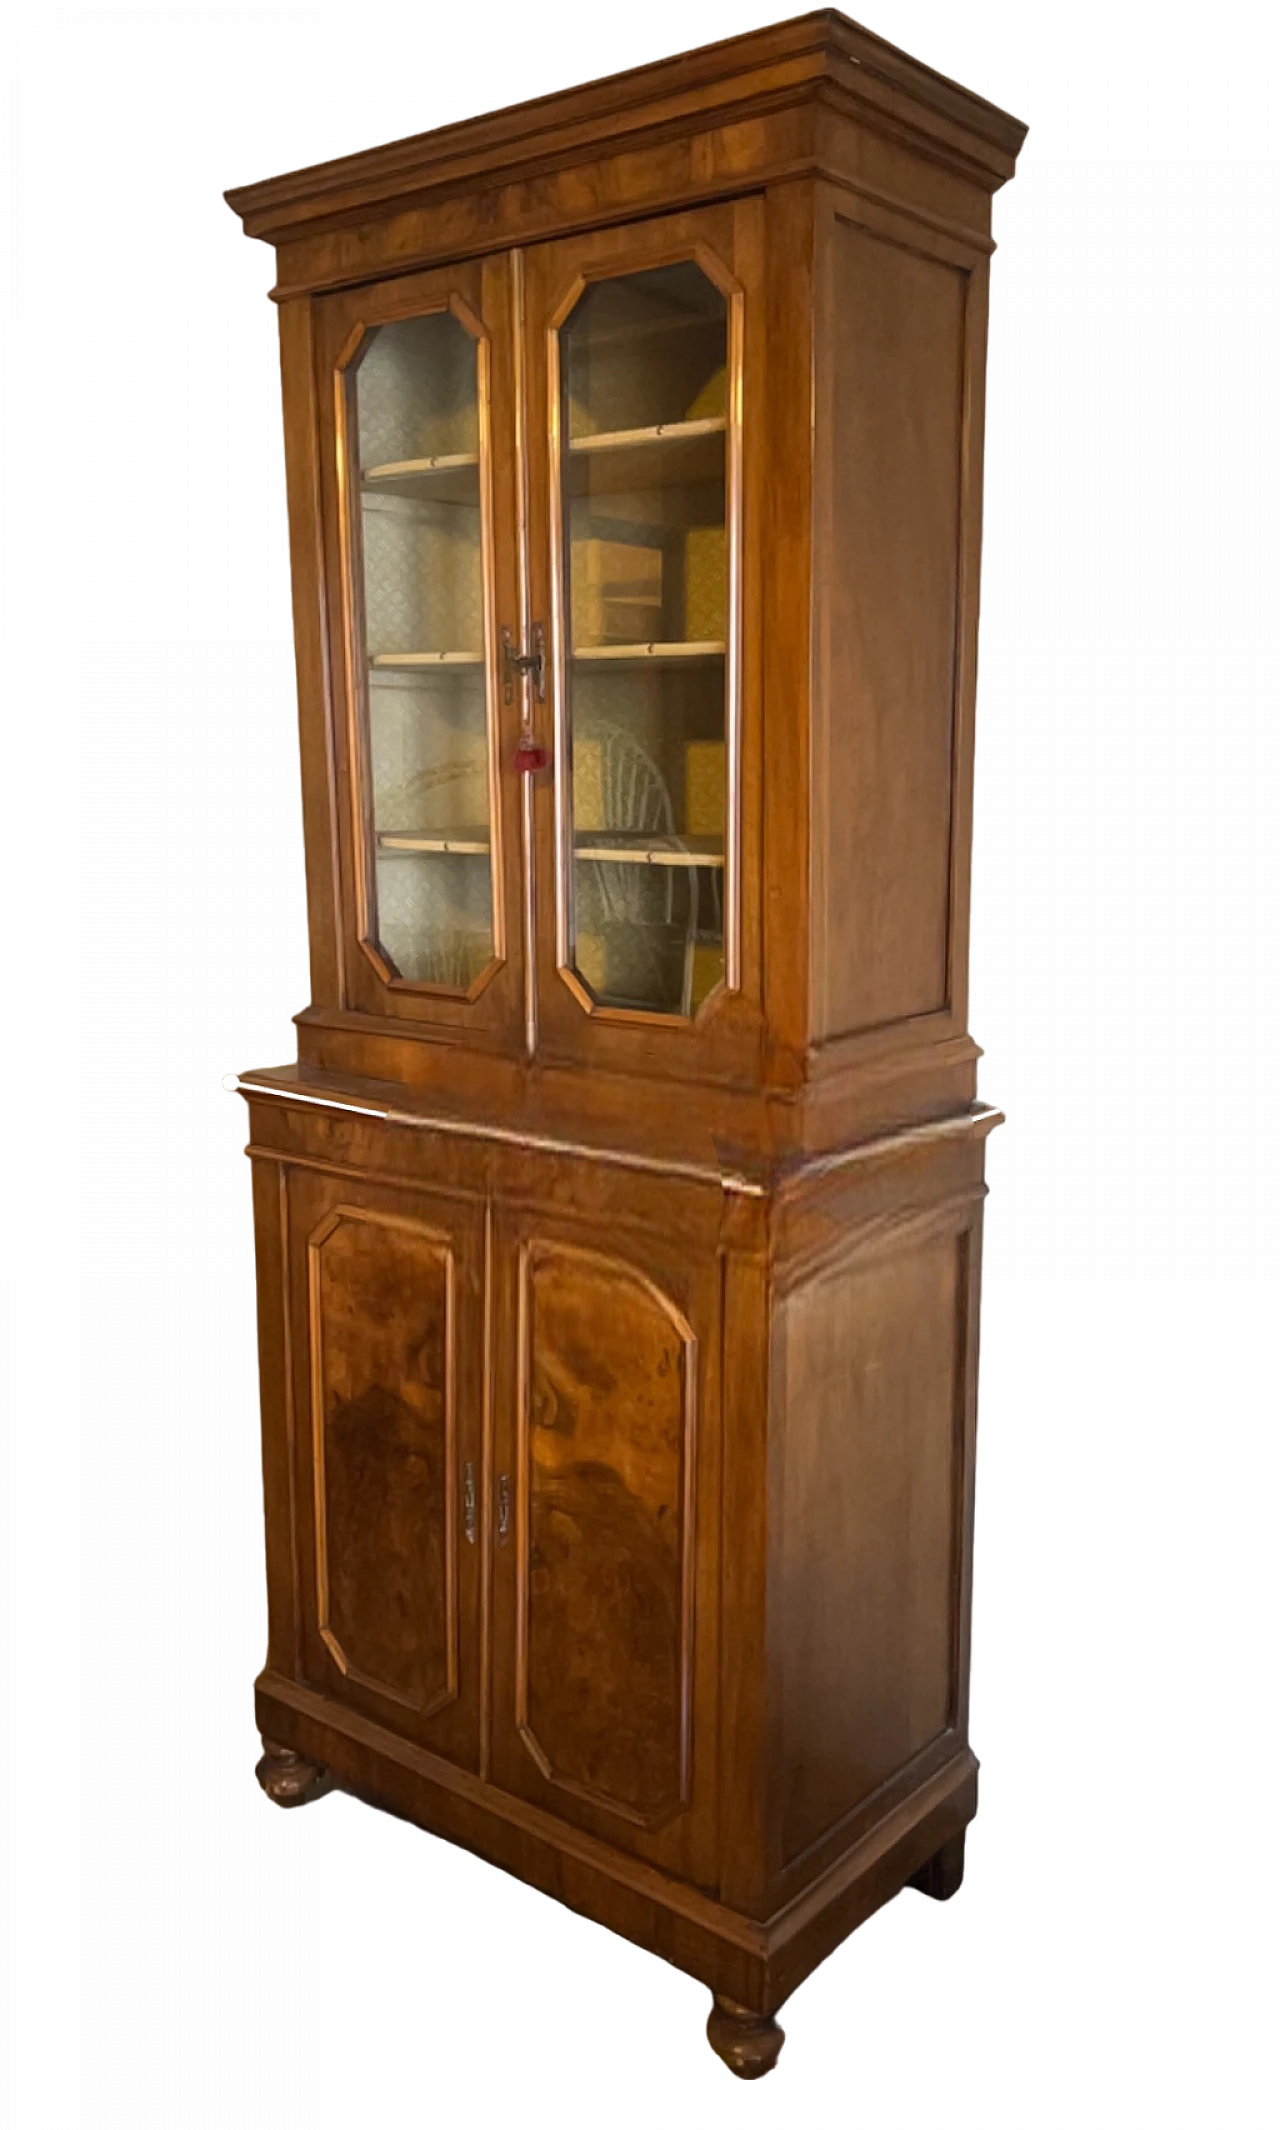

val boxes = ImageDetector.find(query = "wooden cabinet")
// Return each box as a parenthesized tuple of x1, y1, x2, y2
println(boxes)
(229, 10, 1025, 2078)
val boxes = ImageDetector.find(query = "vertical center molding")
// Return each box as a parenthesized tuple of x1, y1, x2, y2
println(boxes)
(511, 248, 538, 1059)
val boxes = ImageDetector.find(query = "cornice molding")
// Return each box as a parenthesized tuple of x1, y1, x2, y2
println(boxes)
(225, 11, 1027, 246)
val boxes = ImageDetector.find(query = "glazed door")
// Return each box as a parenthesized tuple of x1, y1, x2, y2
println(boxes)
(520, 202, 766, 1085)
(286, 1167, 486, 1769)
(315, 258, 526, 1046)
(489, 1182, 723, 1886)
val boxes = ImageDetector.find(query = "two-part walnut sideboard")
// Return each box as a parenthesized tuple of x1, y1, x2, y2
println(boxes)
(226, 10, 1025, 2078)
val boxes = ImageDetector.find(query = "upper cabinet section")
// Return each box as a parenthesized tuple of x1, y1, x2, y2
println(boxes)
(230, 16, 1025, 1151)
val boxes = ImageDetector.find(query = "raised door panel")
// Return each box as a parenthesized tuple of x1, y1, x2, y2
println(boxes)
(490, 1193, 722, 1886)
(313, 256, 526, 1048)
(520, 200, 766, 1092)
(287, 1168, 485, 1767)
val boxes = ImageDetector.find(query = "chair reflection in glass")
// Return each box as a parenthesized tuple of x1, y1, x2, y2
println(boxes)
(573, 720, 710, 1016)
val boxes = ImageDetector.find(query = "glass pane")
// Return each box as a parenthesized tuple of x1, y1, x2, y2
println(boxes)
(558, 263, 732, 1018)
(348, 310, 494, 989)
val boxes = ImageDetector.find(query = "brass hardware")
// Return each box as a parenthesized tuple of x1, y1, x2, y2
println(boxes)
(501, 622, 545, 705)
(497, 1473, 511, 1541)
(463, 1461, 477, 1545)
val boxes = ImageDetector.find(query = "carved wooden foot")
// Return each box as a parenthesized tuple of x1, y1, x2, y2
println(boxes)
(908, 1828, 966, 1901)
(706, 1996, 785, 2079)
(255, 1737, 333, 1808)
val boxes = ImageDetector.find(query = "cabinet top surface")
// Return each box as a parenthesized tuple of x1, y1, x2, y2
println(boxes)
(225, 9, 1026, 244)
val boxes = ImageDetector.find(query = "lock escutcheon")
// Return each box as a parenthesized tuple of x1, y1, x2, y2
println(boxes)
(501, 622, 545, 705)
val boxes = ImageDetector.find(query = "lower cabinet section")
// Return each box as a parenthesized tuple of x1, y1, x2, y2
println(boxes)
(275, 1148, 722, 1883)
(248, 1089, 995, 2032)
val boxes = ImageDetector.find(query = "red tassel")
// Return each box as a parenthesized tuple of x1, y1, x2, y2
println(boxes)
(514, 742, 550, 773)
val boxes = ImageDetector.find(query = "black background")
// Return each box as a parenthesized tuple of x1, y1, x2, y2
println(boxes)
(204, 12, 1047, 2112)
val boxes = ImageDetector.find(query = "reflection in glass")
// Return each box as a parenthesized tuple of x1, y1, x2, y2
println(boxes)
(348, 310, 494, 989)
(558, 263, 732, 1017)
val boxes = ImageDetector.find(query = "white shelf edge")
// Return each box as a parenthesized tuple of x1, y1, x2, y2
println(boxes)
(370, 651, 485, 668)
(571, 642, 725, 663)
(567, 418, 726, 454)
(377, 832, 491, 856)
(362, 454, 480, 481)
(574, 844, 725, 869)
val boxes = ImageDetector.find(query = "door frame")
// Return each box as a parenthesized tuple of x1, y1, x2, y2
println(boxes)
(519, 198, 767, 1087)
(313, 256, 527, 1046)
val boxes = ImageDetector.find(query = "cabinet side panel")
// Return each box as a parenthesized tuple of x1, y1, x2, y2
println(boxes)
(811, 211, 968, 1039)
(776, 1228, 967, 1866)
(251, 1155, 300, 1677)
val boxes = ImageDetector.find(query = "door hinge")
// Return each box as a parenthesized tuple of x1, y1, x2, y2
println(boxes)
(497, 1473, 511, 1542)
(463, 1461, 477, 1546)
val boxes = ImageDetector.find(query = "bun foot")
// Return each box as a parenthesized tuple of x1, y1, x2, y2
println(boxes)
(706, 1996, 785, 2079)
(909, 1828, 966, 1901)
(255, 1736, 333, 1808)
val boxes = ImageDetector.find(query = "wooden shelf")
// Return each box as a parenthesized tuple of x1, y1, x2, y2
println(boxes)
(575, 833, 725, 870)
(377, 830, 724, 869)
(569, 418, 725, 454)
(362, 453, 480, 504)
(377, 829, 490, 856)
(571, 642, 724, 666)
(370, 651, 484, 669)
(566, 419, 725, 497)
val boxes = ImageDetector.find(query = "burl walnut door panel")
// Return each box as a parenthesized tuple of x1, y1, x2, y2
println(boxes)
(286, 1168, 486, 1768)
(490, 1190, 722, 1887)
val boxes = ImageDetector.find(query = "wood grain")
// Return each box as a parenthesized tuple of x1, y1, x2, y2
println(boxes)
(231, 8, 1026, 2071)
(487, 1179, 722, 1888)
(277, 297, 343, 1007)
(254, 1667, 978, 2015)
(234, 31, 1018, 1159)
(775, 1226, 967, 1865)
(760, 179, 816, 1080)
(225, 13, 1025, 256)
(250, 1156, 300, 1679)
(284, 1167, 487, 1767)
(308, 1205, 456, 1714)
(516, 1240, 694, 1824)
(811, 207, 968, 1040)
